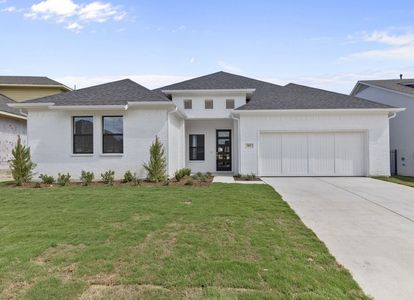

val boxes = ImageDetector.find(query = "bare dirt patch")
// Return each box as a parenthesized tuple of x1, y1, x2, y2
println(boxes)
(0, 281, 32, 300)
(33, 244, 86, 265)
(78, 284, 170, 300)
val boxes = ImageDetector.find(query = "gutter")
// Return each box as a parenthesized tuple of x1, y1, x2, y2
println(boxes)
(232, 108, 405, 115)
(0, 111, 27, 120)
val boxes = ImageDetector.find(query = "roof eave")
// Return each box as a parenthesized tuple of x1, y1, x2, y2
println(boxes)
(233, 108, 405, 114)
(0, 83, 72, 91)
(0, 110, 27, 120)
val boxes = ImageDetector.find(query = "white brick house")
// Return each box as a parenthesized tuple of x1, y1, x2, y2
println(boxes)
(10, 72, 402, 179)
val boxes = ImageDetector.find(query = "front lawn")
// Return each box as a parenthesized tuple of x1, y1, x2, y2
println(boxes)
(374, 175, 414, 188)
(0, 184, 367, 299)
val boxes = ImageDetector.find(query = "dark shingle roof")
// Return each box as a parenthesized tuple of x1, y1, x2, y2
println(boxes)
(0, 76, 67, 87)
(25, 79, 170, 106)
(0, 94, 26, 117)
(357, 79, 414, 96)
(156, 71, 281, 91)
(156, 71, 393, 110)
(236, 83, 393, 110)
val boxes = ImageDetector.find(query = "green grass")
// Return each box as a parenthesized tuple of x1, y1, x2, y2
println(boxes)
(0, 184, 367, 299)
(374, 175, 414, 188)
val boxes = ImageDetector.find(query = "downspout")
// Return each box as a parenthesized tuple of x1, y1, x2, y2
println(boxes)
(231, 113, 241, 175)
(166, 106, 178, 178)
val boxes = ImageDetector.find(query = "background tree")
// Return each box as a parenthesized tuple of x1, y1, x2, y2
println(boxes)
(10, 135, 36, 186)
(143, 136, 167, 183)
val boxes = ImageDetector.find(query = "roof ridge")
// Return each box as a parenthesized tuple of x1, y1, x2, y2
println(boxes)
(155, 71, 282, 91)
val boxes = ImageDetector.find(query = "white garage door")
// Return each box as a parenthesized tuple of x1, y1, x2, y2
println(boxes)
(259, 132, 366, 176)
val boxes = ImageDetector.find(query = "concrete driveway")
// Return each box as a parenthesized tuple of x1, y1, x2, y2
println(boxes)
(262, 177, 414, 300)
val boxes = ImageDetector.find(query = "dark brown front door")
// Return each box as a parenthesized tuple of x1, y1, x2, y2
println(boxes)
(216, 129, 231, 171)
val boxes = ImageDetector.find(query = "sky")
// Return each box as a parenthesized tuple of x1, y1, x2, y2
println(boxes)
(1, 0, 414, 93)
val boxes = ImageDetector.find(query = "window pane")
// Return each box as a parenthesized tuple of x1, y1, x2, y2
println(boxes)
(205, 99, 213, 109)
(103, 135, 123, 153)
(74, 135, 93, 153)
(184, 99, 192, 109)
(103, 116, 123, 134)
(74, 117, 93, 134)
(226, 99, 235, 109)
(189, 135, 204, 160)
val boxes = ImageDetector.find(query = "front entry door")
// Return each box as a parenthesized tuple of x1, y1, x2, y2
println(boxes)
(216, 129, 232, 171)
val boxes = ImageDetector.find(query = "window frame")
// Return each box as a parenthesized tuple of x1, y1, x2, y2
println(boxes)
(184, 99, 192, 109)
(226, 99, 235, 109)
(73, 116, 94, 154)
(102, 115, 124, 154)
(204, 99, 213, 109)
(189, 134, 205, 161)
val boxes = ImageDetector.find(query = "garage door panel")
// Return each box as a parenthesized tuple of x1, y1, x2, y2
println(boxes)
(308, 133, 335, 175)
(259, 132, 365, 176)
(334, 133, 365, 176)
(259, 133, 282, 176)
(281, 134, 308, 175)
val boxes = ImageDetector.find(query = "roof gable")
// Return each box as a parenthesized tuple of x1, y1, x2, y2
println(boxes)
(355, 79, 414, 97)
(0, 76, 69, 89)
(24, 79, 170, 106)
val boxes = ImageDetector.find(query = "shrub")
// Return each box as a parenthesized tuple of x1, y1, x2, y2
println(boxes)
(57, 173, 71, 186)
(39, 174, 54, 184)
(101, 170, 115, 185)
(80, 170, 94, 186)
(143, 136, 167, 183)
(206, 172, 212, 177)
(184, 179, 193, 186)
(247, 173, 257, 181)
(174, 168, 191, 181)
(9, 135, 36, 186)
(123, 170, 135, 183)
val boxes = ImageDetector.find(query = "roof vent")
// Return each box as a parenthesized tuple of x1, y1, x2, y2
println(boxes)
(400, 74, 403, 80)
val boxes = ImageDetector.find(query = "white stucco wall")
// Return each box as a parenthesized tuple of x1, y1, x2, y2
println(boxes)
(27, 108, 169, 180)
(355, 86, 413, 176)
(171, 92, 246, 119)
(168, 112, 185, 176)
(0, 116, 27, 170)
(185, 119, 236, 173)
(238, 111, 391, 176)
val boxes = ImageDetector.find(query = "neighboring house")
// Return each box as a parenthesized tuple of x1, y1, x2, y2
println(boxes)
(10, 72, 402, 180)
(0, 76, 70, 178)
(351, 78, 414, 176)
(0, 94, 26, 176)
(0, 76, 71, 102)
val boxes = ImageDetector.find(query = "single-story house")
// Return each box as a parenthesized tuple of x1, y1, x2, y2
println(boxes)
(10, 72, 403, 179)
(351, 77, 414, 176)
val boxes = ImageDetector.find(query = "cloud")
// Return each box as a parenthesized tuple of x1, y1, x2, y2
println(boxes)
(1, 6, 16, 12)
(218, 61, 243, 73)
(343, 29, 414, 61)
(190, 57, 195, 63)
(19, 0, 127, 32)
(56, 74, 191, 90)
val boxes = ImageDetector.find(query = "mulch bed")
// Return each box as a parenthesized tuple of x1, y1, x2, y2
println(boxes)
(3, 176, 213, 189)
